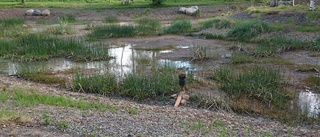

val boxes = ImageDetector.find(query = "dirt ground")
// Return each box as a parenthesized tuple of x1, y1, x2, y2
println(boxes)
(1, 4, 320, 137)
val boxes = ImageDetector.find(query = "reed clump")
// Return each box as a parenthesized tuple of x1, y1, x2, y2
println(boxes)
(72, 73, 118, 96)
(164, 20, 193, 34)
(88, 25, 136, 40)
(0, 34, 110, 62)
(227, 20, 270, 41)
(212, 66, 290, 108)
(0, 18, 28, 38)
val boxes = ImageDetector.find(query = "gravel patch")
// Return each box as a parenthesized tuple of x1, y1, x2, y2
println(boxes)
(1, 75, 320, 137)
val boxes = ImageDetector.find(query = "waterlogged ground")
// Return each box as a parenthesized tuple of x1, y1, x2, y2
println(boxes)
(1, 4, 320, 136)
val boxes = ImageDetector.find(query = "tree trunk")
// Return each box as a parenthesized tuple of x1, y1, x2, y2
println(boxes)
(22, 0, 25, 4)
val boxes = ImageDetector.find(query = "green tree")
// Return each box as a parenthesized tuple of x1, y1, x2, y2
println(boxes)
(22, 0, 26, 4)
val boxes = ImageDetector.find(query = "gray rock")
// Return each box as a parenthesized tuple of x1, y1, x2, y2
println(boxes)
(42, 9, 50, 16)
(33, 9, 42, 16)
(25, 9, 34, 16)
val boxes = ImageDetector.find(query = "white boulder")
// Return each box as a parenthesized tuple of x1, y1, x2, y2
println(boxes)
(178, 6, 199, 15)
(179, 7, 187, 13)
(25, 9, 34, 16)
(42, 9, 50, 16)
(185, 8, 198, 15)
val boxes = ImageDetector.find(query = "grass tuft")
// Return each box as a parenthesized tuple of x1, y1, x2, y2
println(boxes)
(200, 17, 234, 29)
(88, 25, 136, 39)
(164, 20, 193, 34)
(136, 18, 161, 35)
(120, 64, 179, 100)
(227, 20, 271, 41)
(72, 73, 118, 96)
(0, 34, 110, 62)
(104, 16, 119, 23)
(212, 66, 290, 108)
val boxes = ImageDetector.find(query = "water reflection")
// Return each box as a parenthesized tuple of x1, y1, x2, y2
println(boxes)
(299, 90, 320, 117)
(2, 43, 198, 78)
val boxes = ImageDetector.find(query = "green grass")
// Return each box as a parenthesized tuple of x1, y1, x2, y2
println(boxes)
(306, 11, 320, 21)
(305, 75, 320, 88)
(295, 25, 320, 32)
(200, 17, 234, 29)
(128, 108, 138, 115)
(88, 25, 136, 39)
(46, 20, 75, 35)
(9, 88, 107, 111)
(72, 73, 118, 96)
(0, 92, 10, 103)
(16, 64, 66, 87)
(254, 36, 314, 57)
(230, 54, 254, 64)
(104, 16, 119, 23)
(0, 34, 110, 62)
(0, 110, 15, 120)
(89, 18, 161, 39)
(56, 120, 69, 131)
(212, 66, 290, 108)
(0, 18, 25, 27)
(120, 64, 179, 100)
(136, 18, 161, 35)
(42, 114, 51, 125)
(0, 18, 28, 38)
(164, 19, 193, 34)
(227, 20, 271, 41)
(0, 1, 243, 9)
(312, 34, 320, 51)
(59, 13, 76, 23)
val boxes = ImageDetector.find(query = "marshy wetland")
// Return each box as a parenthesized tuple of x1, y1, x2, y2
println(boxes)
(1, 1, 320, 136)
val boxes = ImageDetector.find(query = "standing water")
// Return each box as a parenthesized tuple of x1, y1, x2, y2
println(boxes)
(299, 89, 320, 117)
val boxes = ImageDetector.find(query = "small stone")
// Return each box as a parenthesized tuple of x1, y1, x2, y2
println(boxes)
(181, 99, 187, 104)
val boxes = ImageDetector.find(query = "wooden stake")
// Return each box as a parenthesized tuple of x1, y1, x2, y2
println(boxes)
(174, 92, 183, 107)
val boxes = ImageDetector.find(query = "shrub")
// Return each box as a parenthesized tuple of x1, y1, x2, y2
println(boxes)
(164, 20, 192, 34)
(227, 20, 270, 41)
